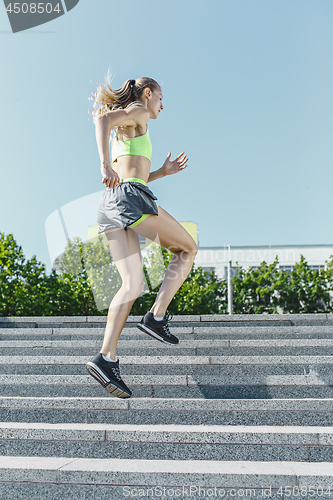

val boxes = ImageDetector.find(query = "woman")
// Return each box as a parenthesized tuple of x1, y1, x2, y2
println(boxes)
(86, 76, 198, 398)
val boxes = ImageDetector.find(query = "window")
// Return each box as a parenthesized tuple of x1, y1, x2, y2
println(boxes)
(279, 265, 294, 274)
(309, 265, 325, 271)
(224, 266, 238, 280)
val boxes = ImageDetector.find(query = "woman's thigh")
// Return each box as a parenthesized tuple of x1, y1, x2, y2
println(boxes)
(129, 206, 198, 254)
(105, 227, 143, 285)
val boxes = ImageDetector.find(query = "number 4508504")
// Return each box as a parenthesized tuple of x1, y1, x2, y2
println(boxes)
(6, 3, 61, 14)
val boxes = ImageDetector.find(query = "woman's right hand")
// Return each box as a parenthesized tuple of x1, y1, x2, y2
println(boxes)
(101, 163, 121, 189)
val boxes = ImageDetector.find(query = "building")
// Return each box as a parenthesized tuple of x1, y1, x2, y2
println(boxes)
(195, 244, 333, 280)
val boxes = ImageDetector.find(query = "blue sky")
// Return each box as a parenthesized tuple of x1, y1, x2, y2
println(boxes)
(1, 0, 333, 272)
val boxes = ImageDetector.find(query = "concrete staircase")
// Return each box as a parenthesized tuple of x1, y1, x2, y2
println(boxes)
(0, 313, 333, 499)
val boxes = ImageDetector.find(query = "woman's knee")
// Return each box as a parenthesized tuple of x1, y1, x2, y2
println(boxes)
(170, 238, 198, 257)
(184, 243, 198, 265)
(190, 240, 199, 255)
(121, 279, 145, 298)
(185, 241, 198, 262)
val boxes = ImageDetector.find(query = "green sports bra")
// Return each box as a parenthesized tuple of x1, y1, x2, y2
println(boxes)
(111, 127, 152, 163)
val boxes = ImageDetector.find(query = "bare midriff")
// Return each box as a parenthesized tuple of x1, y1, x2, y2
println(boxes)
(112, 155, 151, 184)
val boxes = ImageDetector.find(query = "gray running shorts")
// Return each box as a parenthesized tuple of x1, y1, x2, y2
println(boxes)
(96, 181, 159, 233)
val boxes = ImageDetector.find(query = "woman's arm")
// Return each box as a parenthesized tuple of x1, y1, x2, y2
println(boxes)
(147, 152, 189, 183)
(93, 113, 120, 189)
(94, 113, 113, 167)
(94, 106, 150, 189)
(147, 167, 165, 183)
(94, 107, 149, 164)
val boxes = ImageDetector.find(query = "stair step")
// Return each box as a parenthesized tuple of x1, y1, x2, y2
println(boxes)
(0, 397, 332, 426)
(1, 354, 333, 364)
(0, 456, 332, 499)
(1, 373, 333, 399)
(2, 325, 333, 341)
(3, 338, 333, 347)
(0, 421, 332, 442)
(0, 422, 331, 462)
(0, 355, 332, 377)
(2, 372, 333, 386)
(1, 396, 332, 410)
(1, 338, 333, 357)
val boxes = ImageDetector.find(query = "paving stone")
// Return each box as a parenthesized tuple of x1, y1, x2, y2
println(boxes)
(0, 455, 333, 491)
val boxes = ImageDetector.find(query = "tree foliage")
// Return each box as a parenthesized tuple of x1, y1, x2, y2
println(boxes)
(232, 255, 332, 314)
(1, 231, 333, 316)
(0, 233, 51, 316)
(0, 233, 101, 316)
(232, 257, 283, 314)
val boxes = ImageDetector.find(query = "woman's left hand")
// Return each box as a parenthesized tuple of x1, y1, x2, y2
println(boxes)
(161, 152, 188, 176)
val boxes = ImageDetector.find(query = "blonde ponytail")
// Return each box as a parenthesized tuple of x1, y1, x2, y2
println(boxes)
(89, 75, 160, 117)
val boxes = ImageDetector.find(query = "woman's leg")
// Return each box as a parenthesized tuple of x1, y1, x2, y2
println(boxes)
(129, 206, 198, 317)
(100, 227, 144, 359)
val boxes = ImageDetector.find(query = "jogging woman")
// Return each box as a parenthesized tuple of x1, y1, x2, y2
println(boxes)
(86, 77, 198, 398)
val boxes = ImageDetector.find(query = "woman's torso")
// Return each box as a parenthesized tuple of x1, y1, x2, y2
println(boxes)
(111, 123, 151, 183)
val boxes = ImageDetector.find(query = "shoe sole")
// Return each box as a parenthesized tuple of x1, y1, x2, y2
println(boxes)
(85, 362, 132, 399)
(137, 322, 178, 345)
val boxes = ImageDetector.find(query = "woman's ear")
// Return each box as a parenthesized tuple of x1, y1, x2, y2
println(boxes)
(144, 87, 152, 99)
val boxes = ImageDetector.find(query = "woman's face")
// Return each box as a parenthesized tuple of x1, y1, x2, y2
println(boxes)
(147, 87, 164, 119)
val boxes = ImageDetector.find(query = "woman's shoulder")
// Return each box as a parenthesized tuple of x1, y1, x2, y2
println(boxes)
(125, 102, 149, 120)
(121, 104, 150, 129)
(94, 104, 149, 129)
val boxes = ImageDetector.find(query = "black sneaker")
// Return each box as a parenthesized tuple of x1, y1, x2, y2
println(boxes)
(137, 310, 178, 345)
(85, 354, 132, 398)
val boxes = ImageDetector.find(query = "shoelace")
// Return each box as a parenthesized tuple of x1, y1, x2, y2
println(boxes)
(111, 361, 122, 381)
(161, 310, 173, 337)
(164, 310, 173, 322)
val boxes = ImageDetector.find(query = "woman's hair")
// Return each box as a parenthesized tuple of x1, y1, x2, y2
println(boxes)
(90, 76, 160, 117)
